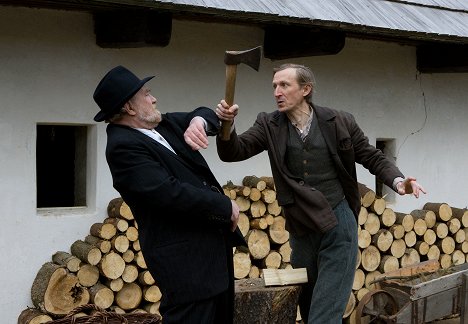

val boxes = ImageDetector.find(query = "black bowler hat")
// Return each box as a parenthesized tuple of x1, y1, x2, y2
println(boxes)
(93, 65, 154, 122)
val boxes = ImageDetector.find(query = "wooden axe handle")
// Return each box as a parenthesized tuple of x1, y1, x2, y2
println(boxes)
(220, 64, 237, 140)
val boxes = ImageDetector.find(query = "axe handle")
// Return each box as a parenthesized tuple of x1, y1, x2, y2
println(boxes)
(220, 64, 237, 140)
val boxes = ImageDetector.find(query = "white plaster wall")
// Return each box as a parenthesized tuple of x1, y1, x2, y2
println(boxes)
(0, 6, 467, 323)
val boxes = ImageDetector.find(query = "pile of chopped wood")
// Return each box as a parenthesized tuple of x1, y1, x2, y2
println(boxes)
(18, 176, 468, 324)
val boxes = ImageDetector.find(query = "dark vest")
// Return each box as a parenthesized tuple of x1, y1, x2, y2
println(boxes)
(285, 114, 345, 209)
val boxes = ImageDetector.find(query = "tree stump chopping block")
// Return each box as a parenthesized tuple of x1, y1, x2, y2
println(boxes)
(234, 278, 301, 324)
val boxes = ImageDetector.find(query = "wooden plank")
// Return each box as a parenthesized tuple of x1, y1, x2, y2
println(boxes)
(263, 268, 308, 286)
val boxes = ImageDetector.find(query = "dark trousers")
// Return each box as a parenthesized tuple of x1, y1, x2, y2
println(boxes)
(290, 199, 358, 324)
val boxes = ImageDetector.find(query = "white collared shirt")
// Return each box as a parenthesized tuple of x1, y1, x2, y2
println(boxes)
(135, 128, 177, 154)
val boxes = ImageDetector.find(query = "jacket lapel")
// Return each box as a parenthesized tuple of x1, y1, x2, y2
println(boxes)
(315, 105, 338, 157)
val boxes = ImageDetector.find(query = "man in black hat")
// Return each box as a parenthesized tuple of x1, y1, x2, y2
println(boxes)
(93, 65, 246, 323)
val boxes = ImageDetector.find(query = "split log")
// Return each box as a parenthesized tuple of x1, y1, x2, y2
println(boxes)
(243, 175, 267, 191)
(90, 222, 117, 240)
(17, 308, 52, 324)
(268, 216, 289, 245)
(122, 249, 135, 263)
(343, 293, 356, 319)
(436, 236, 455, 255)
(395, 212, 414, 232)
(371, 229, 393, 252)
(400, 248, 420, 268)
(84, 235, 111, 254)
(423, 228, 437, 245)
(125, 226, 139, 242)
(415, 241, 430, 256)
(111, 234, 130, 253)
(246, 230, 270, 260)
(390, 239, 406, 258)
(77, 264, 99, 287)
(18, 308, 53, 324)
(104, 217, 129, 233)
(70, 240, 102, 266)
(427, 245, 441, 261)
(363, 213, 380, 235)
(235, 196, 251, 212)
(403, 231, 417, 248)
(456, 241, 468, 254)
(381, 208, 396, 227)
(433, 222, 449, 239)
(358, 183, 376, 208)
(454, 229, 466, 244)
(447, 218, 461, 234)
(105, 277, 124, 292)
(233, 252, 251, 279)
(89, 283, 114, 309)
(52, 251, 81, 273)
(361, 245, 381, 272)
(98, 251, 125, 279)
(423, 202, 452, 222)
(452, 250, 465, 265)
(369, 198, 386, 215)
(352, 268, 365, 291)
(259, 176, 275, 190)
(264, 214, 275, 226)
(439, 254, 452, 269)
(249, 187, 262, 202)
(250, 217, 268, 230)
(143, 285, 162, 303)
(107, 197, 134, 220)
(358, 207, 368, 226)
(267, 200, 282, 216)
(115, 283, 143, 310)
(389, 224, 405, 240)
(356, 288, 370, 302)
(138, 270, 155, 286)
(364, 270, 382, 290)
(250, 200, 266, 218)
(261, 251, 282, 269)
(237, 212, 250, 237)
(379, 255, 399, 273)
(31, 262, 90, 316)
(234, 278, 300, 324)
(134, 251, 147, 269)
(413, 218, 427, 236)
(278, 241, 291, 263)
(143, 302, 161, 315)
(410, 209, 436, 228)
(261, 189, 277, 204)
(358, 229, 371, 249)
(452, 207, 468, 227)
(122, 264, 139, 283)
(249, 265, 260, 279)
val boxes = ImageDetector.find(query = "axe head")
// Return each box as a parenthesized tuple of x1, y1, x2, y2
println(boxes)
(224, 46, 262, 71)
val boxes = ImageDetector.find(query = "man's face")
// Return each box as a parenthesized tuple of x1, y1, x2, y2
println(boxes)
(272, 68, 309, 112)
(130, 86, 161, 126)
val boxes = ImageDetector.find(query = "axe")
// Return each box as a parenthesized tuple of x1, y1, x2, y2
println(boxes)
(220, 46, 262, 140)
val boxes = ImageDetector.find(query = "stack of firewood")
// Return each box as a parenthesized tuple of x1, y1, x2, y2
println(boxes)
(19, 198, 162, 323)
(222, 176, 292, 280)
(345, 184, 468, 323)
(18, 177, 468, 324)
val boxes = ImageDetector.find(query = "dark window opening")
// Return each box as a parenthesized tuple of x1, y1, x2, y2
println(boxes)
(37, 125, 87, 208)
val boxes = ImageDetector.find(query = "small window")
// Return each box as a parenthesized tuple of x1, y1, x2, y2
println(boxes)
(36, 124, 87, 208)
(375, 138, 396, 202)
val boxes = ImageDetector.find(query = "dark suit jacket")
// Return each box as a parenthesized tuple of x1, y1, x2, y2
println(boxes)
(105, 107, 244, 307)
(217, 104, 404, 234)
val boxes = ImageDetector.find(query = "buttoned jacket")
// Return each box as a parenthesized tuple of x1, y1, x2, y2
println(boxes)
(217, 104, 404, 234)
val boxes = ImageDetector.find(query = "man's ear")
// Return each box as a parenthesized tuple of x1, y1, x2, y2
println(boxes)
(123, 102, 137, 116)
(302, 84, 312, 97)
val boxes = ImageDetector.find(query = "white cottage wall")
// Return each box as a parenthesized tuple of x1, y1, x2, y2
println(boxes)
(0, 5, 467, 323)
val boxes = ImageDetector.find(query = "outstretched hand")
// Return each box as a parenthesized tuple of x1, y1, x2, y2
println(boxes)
(216, 99, 239, 122)
(396, 177, 427, 198)
(184, 116, 209, 150)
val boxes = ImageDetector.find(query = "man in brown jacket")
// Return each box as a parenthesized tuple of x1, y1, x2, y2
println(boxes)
(216, 63, 425, 323)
